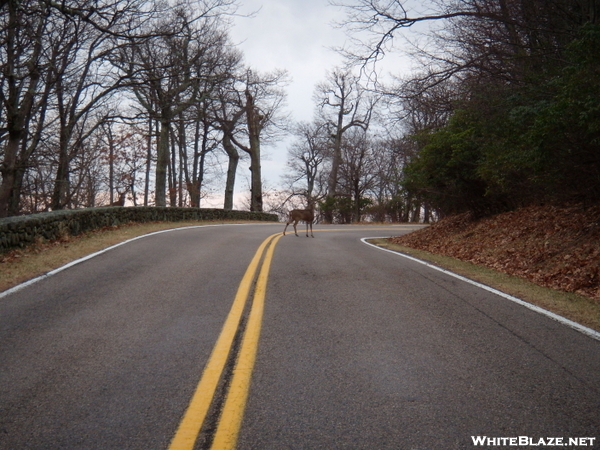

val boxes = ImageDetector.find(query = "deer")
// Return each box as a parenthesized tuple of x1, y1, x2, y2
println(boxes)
(110, 189, 126, 206)
(283, 206, 314, 237)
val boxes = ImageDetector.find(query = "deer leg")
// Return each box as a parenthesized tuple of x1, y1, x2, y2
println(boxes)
(309, 222, 314, 238)
(293, 220, 299, 236)
(283, 222, 290, 235)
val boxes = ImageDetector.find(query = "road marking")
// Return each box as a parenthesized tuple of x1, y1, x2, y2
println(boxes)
(0, 224, 421, 301)
(168, 232, 280, 450)
(210, 233, 283, 450)
(361, 237, 600, 342)
(175, 228, 416, 449)
(0, 223, 261, 300)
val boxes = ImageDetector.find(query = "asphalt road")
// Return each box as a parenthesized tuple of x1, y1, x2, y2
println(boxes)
(1, 223, 599, 450)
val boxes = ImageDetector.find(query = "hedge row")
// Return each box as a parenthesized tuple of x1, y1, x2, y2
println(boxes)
(0, 206, 279, 253)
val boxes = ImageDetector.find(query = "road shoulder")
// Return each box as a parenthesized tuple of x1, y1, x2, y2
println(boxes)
(365, 238, 600, 335)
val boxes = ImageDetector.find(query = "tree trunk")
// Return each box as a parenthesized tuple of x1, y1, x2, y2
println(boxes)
(248, 140, 263, 212)
(196, 149, 206, 208)
(245, 89, 263, 212)
(222, 134, 238, 211)
(168, 127, 177, 207)
(353, 181, 361, 223)
(7, 164, 26, 215)
(178, 150, 183, 207)
(411, 203, 421, 223)
(130, 170, 138, 207)
(51, 128, 72, 210)
(0, 2, 46, 217)
(108, 126, 115, 205)
(327, 129, 343, 197)
(187, 117, 201, 208)
(144, 117, 154, 207)
(402, 196, 412, 223)
(155, 115, 170, 207)
(0, 137, 21, 218)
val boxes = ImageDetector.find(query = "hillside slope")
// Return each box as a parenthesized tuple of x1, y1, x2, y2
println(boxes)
(391, 204, 600, 302)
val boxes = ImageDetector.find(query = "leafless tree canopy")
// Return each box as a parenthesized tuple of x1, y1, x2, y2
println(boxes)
(308, 0, 600, 219)
(0, 0, 288, 216)
(280, 0, 599, 223)
(3, 0, 598, 220)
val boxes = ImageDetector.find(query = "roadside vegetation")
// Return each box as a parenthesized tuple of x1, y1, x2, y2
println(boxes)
(337, 0, 600, 220)
(1, 0, 288, 217)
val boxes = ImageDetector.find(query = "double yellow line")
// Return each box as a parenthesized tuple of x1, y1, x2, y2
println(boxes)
(168, 232, 283, 450)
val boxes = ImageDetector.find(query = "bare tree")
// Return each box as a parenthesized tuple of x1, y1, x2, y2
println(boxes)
(337, 128, 379, 222)
(337, 0, 598, 91)
(169, 42, 241, 208)
(314, 68, 376, 221)
(98, 121, 147, 206)
(176, 101, 216, 207)
(284, 121, 328, 204)
(213, 84, 245, 210)
(48, 10, 127, 210)
(19, 0, 171, 40)
(119, 2, 233, 207)
(1, 0, 289, 216)
(227, 69, 288, 212)
(0, 0, 168, 216)
(0, 0, 53, 217)
(335, 0, 526, 68)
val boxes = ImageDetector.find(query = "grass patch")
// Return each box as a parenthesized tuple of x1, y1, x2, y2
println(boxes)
(0, 220, 251, 294)
(369, 238, 600, 333)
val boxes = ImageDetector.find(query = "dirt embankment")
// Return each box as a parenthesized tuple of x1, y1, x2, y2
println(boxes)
(391, 204, 600, 302)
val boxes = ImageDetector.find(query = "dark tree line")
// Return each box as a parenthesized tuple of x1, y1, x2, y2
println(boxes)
(0, 0, 287, 218)
(6, 0, 597, 222)
(338, 0, 600, 220)
(291, 0, 599, 222)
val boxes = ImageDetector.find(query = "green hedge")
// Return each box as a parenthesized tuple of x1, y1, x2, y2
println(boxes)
(0, 207, 279, 253)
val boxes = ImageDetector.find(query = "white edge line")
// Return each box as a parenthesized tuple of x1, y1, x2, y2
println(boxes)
(0, 223, 263, 301)
(361, 237, 600, 343)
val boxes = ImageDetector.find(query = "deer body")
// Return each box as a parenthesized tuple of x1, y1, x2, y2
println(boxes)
(283, 208, 314, 237)
(110, 191, 126, 206)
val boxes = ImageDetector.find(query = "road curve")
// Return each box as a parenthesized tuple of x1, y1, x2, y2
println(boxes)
(0, 223, 598, 450)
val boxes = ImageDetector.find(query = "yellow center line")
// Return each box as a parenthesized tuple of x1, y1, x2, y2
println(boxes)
(209, 233, 283, 450)
(168, 226, 417, 450)
(168, 232, 279, 450)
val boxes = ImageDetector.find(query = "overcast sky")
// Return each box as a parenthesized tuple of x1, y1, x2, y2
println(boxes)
(231, 0, 347, 121)
(212, 0, 346, 207)
(206, 0, 416, 209)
